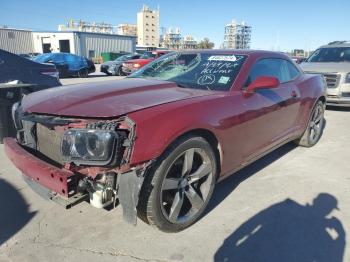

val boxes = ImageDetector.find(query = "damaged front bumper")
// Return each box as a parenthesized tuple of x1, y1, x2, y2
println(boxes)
(4, 137, 150, 224)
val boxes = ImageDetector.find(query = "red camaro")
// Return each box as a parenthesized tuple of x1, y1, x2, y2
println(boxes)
(5, 50, 326, 232)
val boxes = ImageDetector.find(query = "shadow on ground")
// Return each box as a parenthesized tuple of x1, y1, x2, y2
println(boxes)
(0, 177, 36, 246)
(205, 142, 297, 216)
(214, 193, 345, 262)
(205, 118, 327, 217)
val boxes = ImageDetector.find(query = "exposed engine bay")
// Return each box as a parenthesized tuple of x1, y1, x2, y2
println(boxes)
(11, 103, 151, 224)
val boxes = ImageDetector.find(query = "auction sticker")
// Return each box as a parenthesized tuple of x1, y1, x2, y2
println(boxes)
(208, 55, 237, 62)
(218, 76, 230, 84)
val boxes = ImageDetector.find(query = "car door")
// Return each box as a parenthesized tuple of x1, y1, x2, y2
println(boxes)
(241, 58, 301, 158)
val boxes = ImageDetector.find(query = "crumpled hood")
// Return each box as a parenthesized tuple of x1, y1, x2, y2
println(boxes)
(301, 62, 350, 73)
(21, 78, 213, 118)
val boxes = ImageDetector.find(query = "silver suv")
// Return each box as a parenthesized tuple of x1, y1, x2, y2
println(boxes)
(301, 41, 350, 107)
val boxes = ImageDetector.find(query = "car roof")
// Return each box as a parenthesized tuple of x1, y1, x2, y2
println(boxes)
(172, 49, 291, 60)
(319, 41, 350, 48)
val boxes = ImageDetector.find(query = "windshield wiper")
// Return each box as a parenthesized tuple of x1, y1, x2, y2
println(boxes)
(176, 83, 191, 89)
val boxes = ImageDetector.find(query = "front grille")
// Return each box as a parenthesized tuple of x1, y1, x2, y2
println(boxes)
(36, 123, 63, 164)
(323, 73, 340, 88)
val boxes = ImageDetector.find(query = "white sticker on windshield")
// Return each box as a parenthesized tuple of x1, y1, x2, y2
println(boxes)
(218, 76, 230, 84)
(208, 55, 237, 62)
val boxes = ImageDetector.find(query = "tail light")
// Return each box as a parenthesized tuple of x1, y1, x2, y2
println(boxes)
(40, 68, 59, 79)
(133, 63, 141, 68)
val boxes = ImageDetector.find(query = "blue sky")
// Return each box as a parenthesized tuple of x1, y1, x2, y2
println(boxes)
(1, 0, 348, 51)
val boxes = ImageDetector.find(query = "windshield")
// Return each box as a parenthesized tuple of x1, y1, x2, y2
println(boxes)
(307, 47, 350, 62)
(129, 52, 247, 91)
(140, 51, 156, 59)
(33, 53, 53, 63)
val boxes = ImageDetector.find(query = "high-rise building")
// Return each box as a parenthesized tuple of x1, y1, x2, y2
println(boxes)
(223, 20, 251, 49)
(137, 5, 159, 47)
(182, 35, 198, 50)
(117, 24, 137, 37)
(160, 27, 182, 50)
(58, 19, 114, 34)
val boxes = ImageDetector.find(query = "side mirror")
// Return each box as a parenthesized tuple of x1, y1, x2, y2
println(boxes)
(247, 76, 280, 93)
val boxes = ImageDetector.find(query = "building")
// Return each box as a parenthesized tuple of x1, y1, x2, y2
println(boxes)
(182, 36, 198, 50)
(292, 49, 305, 57)
(223, 20, 251, 49)
(58, 19, 114, 34)
(117, 24, 137, 37)
(160, 27, 198, 50)
(160, 28, 182, 50)
(137, 5, 159, 47)
(0, 27, 34, 54)
(32, 31, 136, 58)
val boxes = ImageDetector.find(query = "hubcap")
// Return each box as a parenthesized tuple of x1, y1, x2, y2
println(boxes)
(309, 104, 324, 144)
(160, 148, 213, 224)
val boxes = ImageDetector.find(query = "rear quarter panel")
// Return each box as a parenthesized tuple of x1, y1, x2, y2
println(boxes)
(295, 73, 326, 131)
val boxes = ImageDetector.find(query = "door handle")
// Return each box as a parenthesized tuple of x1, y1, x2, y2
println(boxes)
(291, 90, 298, 98)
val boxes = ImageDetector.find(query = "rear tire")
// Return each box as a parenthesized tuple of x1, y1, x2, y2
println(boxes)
(78, 68, 88, 78)
(138, 136, 217, 232)
(294, 100, 325, 147)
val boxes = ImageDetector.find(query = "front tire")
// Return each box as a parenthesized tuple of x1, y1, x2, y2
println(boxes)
(295, 100, 325, 147)
(138, 136, 217, 232)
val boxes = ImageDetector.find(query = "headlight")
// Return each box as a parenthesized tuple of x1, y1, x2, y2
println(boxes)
(345, 73, 350, 83)
(61, 129, 117, 165)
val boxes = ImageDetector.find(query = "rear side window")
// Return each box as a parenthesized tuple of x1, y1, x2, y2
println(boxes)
(286, 61, 300, 79)
(246, 58, 300, 86)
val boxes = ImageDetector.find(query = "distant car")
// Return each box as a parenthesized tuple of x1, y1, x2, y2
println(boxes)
(33, 53, 95, 78)
(18, 53, 41, 59)
(0, 49, 60, 90)
(101, 54, 141, 76)
(301, 41, 350, 107)
(291, 57, 307, 64)
(0, 49, 61, 143)
(122, 50, 171, 75)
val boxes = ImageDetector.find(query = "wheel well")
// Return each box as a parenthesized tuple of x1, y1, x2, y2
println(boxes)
(319, 96, 326, 104)
(173, 129, 222, 178)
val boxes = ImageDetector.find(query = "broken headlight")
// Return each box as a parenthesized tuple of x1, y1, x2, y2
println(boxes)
(61, 129, 117, 165)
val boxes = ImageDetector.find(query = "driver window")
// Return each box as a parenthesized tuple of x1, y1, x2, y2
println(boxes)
(246, 58, 294, 87)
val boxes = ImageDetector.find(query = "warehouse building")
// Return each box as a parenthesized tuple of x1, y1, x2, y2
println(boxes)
(0, 27, 34, 54)
(32, 31, 136, 58)
(0, 27, 136, 58)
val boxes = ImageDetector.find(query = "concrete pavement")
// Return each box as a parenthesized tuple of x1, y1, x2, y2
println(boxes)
(0, 76, 349, 261)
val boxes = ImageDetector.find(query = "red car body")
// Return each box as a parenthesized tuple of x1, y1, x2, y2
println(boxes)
(121, 50, 170, 75)
(4, 50, 326, 223)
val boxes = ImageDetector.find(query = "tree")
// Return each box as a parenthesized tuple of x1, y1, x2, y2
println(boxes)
(197, 38, 215, 49)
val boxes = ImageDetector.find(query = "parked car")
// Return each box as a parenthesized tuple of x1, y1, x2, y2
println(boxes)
(0, 49, 61, 142)
(0, 49, 60, 89)
(301, 41, 350, 107)
(33, 53, 95, 78)
(5, 50, 326, 232)
(101, 53, 141, 76)
(122, 50, 170, 75)
(18, 53, 41, 59)
(291, 57, 307, 64)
